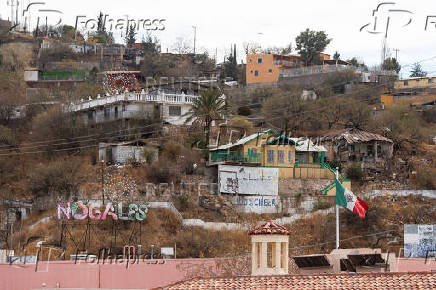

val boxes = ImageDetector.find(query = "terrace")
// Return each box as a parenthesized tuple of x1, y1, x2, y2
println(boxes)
(68, 91, 199, 112)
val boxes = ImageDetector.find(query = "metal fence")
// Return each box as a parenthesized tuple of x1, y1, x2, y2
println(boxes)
(210, 151, 262, 163)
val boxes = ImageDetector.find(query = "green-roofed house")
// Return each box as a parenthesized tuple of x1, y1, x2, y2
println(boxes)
(209, 130, 298, 167)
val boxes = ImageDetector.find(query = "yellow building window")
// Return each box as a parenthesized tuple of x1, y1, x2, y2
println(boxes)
(267, 150, 274, 163)
(278, 150, 284, 163)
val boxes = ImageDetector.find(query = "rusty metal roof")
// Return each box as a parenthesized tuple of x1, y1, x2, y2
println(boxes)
(320, 129, 393, 144)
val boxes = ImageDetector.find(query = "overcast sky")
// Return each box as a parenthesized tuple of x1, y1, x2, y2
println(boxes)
(2, 0, 436, 77)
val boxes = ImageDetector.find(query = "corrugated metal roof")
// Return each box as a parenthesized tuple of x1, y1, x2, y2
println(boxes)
(210, 130, 274, 151)
(291, 138, 327, 152)
(320, 129, 393, 144)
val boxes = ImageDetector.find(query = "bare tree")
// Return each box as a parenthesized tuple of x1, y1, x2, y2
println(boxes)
(171, 37, 193, 54)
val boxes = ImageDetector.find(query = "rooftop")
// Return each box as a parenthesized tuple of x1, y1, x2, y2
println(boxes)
(210, 129, 275, 151)
(163, 272, 436, 289)
(248, 219, 290, 236)
(320, 128, 393, 144)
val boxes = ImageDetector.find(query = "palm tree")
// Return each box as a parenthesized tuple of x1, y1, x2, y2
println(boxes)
(185, 90, 228, 149)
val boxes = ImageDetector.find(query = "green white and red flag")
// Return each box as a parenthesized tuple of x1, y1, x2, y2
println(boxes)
(335, 177, 369, 220)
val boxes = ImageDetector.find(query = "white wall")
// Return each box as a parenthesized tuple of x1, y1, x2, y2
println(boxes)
(218, 165, 278, 196)
(112, 146, 145, 164)
(24, 70, 38, 82)
(161, 103, 193, 125)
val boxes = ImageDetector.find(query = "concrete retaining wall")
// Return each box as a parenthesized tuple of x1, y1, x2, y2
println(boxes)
(366, 190, 436, 199)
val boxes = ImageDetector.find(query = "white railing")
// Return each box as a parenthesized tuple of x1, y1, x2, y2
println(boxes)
(68, 92, 198, 112)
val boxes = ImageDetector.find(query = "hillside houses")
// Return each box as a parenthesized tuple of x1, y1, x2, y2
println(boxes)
(320, 128, 394, 170)
(67, 90, 199, 126)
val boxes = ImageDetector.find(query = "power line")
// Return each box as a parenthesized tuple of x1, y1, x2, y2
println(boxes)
(0, 122, 164, 149)
(0, 123, 163, 153)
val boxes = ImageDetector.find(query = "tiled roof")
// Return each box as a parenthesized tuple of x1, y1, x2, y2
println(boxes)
(162, 272, 436, 289)
(248, 219, 290, 235)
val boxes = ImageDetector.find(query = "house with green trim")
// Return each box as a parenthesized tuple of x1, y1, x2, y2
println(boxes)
(209, 129, 297, 167)
(210, 129, 351, 195)
(209, 131, 328, 167)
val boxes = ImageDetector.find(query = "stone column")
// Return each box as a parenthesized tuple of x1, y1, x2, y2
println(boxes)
(275, 242, 281, 269)
(251, 242, 257, 274)
(284, 242, 289, 273)
(261, 242, 267, 270)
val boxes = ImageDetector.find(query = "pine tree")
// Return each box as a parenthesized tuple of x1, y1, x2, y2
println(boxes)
(410, 63, 427, 78)
(125, 25, 137, 48)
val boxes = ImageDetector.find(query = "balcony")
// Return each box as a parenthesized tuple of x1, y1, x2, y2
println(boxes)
(67, 92, 199, 112)
(209, 151, 262, 164)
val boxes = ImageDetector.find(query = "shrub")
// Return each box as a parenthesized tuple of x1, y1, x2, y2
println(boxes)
(161, 142, 182, 162)
(237, 106, 252, 116)
(146, 160, 180, 184)
(346, 163, 364, 181)
(416, 167, 436, 190)
(313, 198, 331, 211)
(27, 157, 88, 197)
(327, 160, 342, 172)
(185, 134, 206, 149)
(0, 125, 18, 147)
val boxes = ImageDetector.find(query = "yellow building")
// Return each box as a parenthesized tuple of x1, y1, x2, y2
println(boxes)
(210, 130, 350, 192)
(381, 93, 436, 107)
(209, 130, 297, 167)
(394, 77, 436, 90)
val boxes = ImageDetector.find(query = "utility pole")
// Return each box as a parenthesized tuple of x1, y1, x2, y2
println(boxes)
(8, 0, 15, 24)
(101, 160, 105, 204)
(15, 0, 19, 29)
(335, 168, 340, 249)
(192, 26, 196, 55)
(393, 49, 400, 61)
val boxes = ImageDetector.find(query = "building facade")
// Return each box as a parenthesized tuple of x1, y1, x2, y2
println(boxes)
(68, 91, 198, 126)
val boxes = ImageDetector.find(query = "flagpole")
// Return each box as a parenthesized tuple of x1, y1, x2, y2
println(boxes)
(335, 168, 340, 249)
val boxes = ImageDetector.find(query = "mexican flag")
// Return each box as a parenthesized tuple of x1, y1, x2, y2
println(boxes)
(335, 177, 369, 220)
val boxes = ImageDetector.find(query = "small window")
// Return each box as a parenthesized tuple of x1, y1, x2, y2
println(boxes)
(169, 106, 181, 116)
(87, 111, 94, 120)
(257, 58, 262, 64)
(278, 150, 284, 163)
(288, 151, 293, 163)
(104, 107, 111, 119)
(250, 70, 253, 74)
(268, 69, 272, 73)
(404, 80, 408, 86)
(114, 106, 118, 118)
(428, 79, 434, 83)
(254, 70, 259, 76)
(267, 150, 274, 163)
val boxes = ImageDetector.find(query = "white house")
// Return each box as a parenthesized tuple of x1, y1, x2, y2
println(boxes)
(67, 91, 199, 126)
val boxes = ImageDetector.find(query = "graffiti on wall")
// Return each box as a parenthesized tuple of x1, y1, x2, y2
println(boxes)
(218, 165, 278, 196)
(404, 224, 436, 258)
(231, 196, 280, 214)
